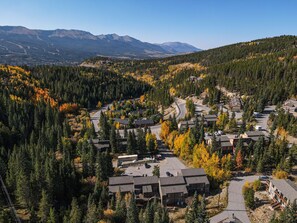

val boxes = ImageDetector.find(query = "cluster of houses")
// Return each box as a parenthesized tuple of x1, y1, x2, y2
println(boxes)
(113, 118, 154, 128)
(205, 131, 268, 155)
(108, 168, 209, 206)
(178, 114, 218, 131)
(266, 179, 297, 210)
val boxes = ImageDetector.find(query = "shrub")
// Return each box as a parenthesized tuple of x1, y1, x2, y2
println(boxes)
(273, 170, 288, 179)
(253, 180, 262, 191)
(243, 187, 255, 209)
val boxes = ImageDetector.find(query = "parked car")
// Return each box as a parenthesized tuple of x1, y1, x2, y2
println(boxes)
(258, 175, 269, 181)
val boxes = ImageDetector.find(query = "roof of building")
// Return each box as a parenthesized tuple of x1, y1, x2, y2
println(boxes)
(134, 176, 159, 186)
(109, 184, 134, 193)
(143, 185, 153, 193)
(270, 179, 297, 203)
(185, 176, 209, 185)
(179, 120, 195, 126)
(221, 141, 233, 147)
(159, 176, 185, 186)
(245, 131, 265, 137)
(217, 135, 231, 142)
(161, 185, 188, 196)
(113, 118, 129, 125)
(134, 119, 154, 126)
(180, 168, 207, 177)
(204, 115, 217, 122)
(109, 176, 134, 186)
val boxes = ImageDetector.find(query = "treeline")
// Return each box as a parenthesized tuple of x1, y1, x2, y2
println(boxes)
(30, 66, 150, 108)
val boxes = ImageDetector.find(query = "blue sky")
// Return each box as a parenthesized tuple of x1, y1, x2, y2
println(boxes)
(1, 0, 296, 49)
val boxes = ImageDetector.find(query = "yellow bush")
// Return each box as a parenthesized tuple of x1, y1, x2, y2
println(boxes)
(273, 170, 288, 179)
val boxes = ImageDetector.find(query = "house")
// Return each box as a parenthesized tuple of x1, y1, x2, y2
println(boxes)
(88, 139, 110, 152)
(178, 120, 195, 131)
(159, 176, 188, 206)
(113, 118, 129, 127)
(134, 176, 159, 198)
(108, 176, 134, 195)
(203, 114, 217, 126)
(206, 135, 233, 155)
(229, 97, 242, 112)
(180, 168, 209, 194)
(267, 179, 297, 210)
(133, 119, 154, 127)
(240, 131, 268, 143)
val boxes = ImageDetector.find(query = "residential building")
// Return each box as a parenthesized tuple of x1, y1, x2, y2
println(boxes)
(178, 120, 195, 131)
(229, 97, 242, 112)
(267, 179, 297, 210)
(159, 176, 188, 206)
(180, 168, 210, 194)
(108, 168, 209, 206)
(133, 119, 154, 127)
(108, 176, 134, 194)
(206, 135, 233, 155)
(134, 176, 159, 198)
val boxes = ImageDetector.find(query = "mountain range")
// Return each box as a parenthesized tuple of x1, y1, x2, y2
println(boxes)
(0, 26, 201, 65)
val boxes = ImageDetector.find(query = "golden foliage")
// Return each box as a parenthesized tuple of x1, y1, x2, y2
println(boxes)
(139, 95, 145, 103)
(59, 103, 79, 113)
(160, 121, 170, 141)
(273, 170, 288, 179)
(0, 65, 57, 107)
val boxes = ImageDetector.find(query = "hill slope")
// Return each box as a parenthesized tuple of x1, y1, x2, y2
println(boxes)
(0, 26, 199, 65)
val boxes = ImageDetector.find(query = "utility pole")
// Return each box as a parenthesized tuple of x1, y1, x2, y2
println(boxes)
(0, 174, 21, 223)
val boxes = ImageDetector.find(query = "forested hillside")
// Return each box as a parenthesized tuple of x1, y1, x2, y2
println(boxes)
(0, 66, 149, 222)
(84, 35, 297, 109)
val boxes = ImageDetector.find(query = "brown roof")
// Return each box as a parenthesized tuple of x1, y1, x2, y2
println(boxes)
(134, 176, 159, 186)
(161, 185, 188, 196)
(181, 168, 206, 177)
(109, 176, 133, 186)
(159, 176, 185, 186)
(109, 184, 134, 193)
(185, 176, 209, 185)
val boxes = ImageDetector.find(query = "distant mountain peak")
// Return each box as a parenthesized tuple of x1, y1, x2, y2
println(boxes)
(0, 25, 201, 65)
(158, 42, 201, 53)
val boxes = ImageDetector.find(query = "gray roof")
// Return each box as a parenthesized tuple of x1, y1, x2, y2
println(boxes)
(221, 142, 233, 147)
(204, 114, 217, 119)
(185, 176, 209, 185)
(143, 185, 152, 193)
(181, 168, 206, 177)
(109, 184, 134, 193)
(109, 176, 134, 186)
(179, 121, 195, 126)
(113, 118, 129, 125)
(161, 185, 188, 196)
(245, 131, 264, 137)
(271, 179, 297, 203)
(134, 119, 154, 126)
(159, 176, 185, 186)
(217, 135, 230, 142)
(134, 176, 159, 186)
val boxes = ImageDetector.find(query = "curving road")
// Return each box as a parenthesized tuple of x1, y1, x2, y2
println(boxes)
(210, 175, 258, 223)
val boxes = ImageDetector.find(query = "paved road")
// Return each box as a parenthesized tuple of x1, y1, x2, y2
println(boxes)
(175, 98, 186, 121)
(255, 105, 276, 131)
(125, 148, 186, 177)
(210, 175, 258, 223)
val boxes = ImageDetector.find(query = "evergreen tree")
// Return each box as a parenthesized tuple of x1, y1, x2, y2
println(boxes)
(69, 198, 82, 223)
(110, 125, 117, 153)
(126, 194, 139, 223)
(38, 190, 51, 223)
